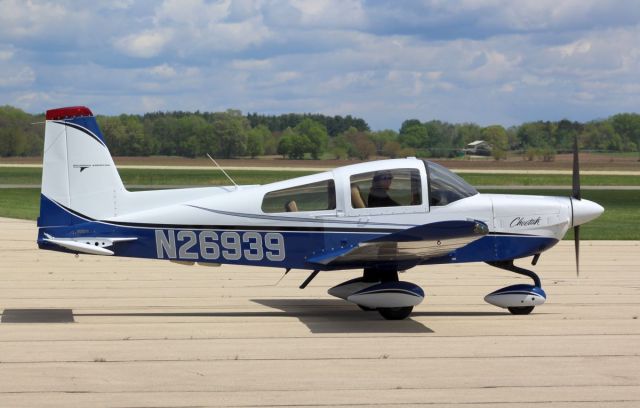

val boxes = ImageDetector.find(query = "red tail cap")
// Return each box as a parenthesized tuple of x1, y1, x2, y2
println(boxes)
(46, 106, 93, 120)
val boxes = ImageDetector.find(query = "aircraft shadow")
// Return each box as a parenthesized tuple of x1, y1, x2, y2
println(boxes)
(74, 300, 430, 333)
(251, 299, 434, 334)
(64, 301, 506, 334)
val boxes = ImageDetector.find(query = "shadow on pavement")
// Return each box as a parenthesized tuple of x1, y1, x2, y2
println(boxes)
(252, 298, 434, 334)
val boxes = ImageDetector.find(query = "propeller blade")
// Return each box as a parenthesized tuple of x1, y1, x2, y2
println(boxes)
(572, 135, 581, 200)
(574, 225, 580, 277)
(572, 134, 581, 277)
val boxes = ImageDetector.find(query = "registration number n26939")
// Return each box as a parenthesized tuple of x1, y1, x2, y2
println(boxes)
(155, 230, 285, 262)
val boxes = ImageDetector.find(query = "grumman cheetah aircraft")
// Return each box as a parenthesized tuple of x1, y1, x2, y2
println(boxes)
(37, 106, 604, 320)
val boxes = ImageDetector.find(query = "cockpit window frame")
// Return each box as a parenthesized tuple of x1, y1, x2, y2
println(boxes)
(349, 168, 423, 210)
(343, 165, 428, 216)
(261, 178, 337, 214)
(423, 160, 478, 208)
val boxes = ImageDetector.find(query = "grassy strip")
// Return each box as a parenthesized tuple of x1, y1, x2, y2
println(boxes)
(2, 167, 640, 186)
(2, 188, 636, 240)
(462, 173, 640, 186)
(0, 189, 41, 220)
(0, 167, 316, 186)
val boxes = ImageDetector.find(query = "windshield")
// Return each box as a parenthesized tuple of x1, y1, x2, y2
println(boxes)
(424, 161, 477, 206)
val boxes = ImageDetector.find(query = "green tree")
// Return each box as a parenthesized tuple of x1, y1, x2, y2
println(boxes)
(277, 130, 293, 159)
(263, 130, 280, 155)
(481, 125, 509, 151)
(370, 130, 398, 156)
(246, 125, 269, 158)
(581, 121, 621, 151)
(212, 110, 249, 158)
(398, 120, 428, 149)
(295, 118, 328, 159)
(611, 113, 640, 154)
(456, 123, 483, 146)
(173, 115, 213, 158)
(0, 106, 42, 156)
(277, 128, 310, 159)
(98, 116, 127, 155)
(424, 120, 457, 157)
(382, 140, 402, 158)
(330, 146, 348, 159)
(342, 127, 375, 160)
(554, 119, 582, 152)
(517, 122, 553, 148)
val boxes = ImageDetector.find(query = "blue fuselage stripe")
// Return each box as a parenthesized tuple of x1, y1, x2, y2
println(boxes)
(37, 195, 559, 270)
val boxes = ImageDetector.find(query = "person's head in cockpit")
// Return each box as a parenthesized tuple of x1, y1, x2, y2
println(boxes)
(368, 170, 398, 207)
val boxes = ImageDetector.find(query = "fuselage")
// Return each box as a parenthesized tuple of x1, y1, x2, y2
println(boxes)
(38, 158, 603, 271)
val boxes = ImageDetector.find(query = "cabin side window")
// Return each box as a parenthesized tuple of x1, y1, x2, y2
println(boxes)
(349, 168, 422, 209)
(262, 180, 336, 213)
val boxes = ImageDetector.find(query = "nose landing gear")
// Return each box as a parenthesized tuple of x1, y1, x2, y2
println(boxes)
(484, 260, 546, 315)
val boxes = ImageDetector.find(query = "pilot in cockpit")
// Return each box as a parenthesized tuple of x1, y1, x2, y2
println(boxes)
(367, 170, 399, 207)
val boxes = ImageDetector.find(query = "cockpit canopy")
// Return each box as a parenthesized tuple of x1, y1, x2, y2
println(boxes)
(260, 159, 478, 213)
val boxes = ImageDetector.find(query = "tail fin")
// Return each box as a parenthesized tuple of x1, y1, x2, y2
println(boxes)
(39, 106, 126, 227)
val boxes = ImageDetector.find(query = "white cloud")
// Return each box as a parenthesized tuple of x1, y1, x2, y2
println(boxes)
(149, 64, 177, 78)
(288, 0, 366, 28)
(553, 40, 592, 58)
(141, 96, 167, 111)
(0, 49, 14, 61)
(0, 0, 90, 41)
(462, 50, 522, 84)
(231, 59, 272, 70)
(499, 83, 515, 93)
(114, 29, 173, 58)
(149, 0, 271, 55)
(0, 1, 638, 128)
(154, 0, 231, 25)
(0, 66, 35, 87)
(14, 91, 55, 110)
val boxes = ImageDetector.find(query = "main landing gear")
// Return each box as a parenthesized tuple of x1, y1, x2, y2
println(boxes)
(484, 260, 547, 315)
(327, 267, 424, 320)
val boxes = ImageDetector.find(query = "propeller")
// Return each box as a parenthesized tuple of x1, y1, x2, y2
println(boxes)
(572, 135, 580, 277)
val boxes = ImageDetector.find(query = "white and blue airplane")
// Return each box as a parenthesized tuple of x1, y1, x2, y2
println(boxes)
(37, 106, 604, 320)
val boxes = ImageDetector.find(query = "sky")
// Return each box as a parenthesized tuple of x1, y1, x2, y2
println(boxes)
(1, 0, 639, 130)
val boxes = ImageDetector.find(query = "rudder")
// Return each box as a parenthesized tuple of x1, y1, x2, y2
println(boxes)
(39, 106, 126, 226)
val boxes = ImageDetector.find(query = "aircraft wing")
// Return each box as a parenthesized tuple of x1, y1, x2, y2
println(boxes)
(307, 220, 488, 267)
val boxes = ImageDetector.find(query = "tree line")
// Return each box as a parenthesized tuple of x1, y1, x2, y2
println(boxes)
(0, 105, 638, 160)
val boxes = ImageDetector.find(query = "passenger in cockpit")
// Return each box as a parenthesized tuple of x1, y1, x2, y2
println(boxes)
(368, 170, 399, 207)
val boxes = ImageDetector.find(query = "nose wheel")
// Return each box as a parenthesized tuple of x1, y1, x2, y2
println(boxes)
(508, 306, 535, 315)
(485, 261, 546, 315)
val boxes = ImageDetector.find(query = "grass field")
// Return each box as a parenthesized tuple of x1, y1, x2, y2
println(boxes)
(0, 167, 314, 186)
(0, 188, 41, 220)
(1, 166, 640, 186)
(1, 187, 636, 240)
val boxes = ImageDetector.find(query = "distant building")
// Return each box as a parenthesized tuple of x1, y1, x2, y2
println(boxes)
(464, 140, 492, 156)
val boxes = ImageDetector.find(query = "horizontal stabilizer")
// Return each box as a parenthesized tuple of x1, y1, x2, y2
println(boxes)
(307, 220, 488, 266)
(43, 234, 136, 256)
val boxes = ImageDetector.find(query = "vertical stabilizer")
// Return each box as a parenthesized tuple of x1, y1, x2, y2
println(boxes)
(40, 106, 126, 226)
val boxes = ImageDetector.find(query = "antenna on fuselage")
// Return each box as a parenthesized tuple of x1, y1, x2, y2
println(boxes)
(206, 153, 238, 190)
